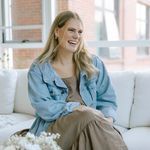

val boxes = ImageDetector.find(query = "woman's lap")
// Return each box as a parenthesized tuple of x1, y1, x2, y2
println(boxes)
(47, 110, 127, 150)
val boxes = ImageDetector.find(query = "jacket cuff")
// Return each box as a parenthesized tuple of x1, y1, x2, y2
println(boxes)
(65, 102, 80, 113)
(101, 107, 117, 122)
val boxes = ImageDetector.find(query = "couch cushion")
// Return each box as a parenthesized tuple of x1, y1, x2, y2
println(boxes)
(0, 113, 34, 130)
(0, 118, 35, 144)
(123, 127, 150, 150)
(130, 71, 150, 127)
(109, 71, 135, 128)
(14, 69, 35, 115)
(0, 70, 17, 114)
(113, 125, 128, 135)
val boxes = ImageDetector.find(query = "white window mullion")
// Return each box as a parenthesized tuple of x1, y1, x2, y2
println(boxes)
(104, 11, 121, 58)
(42, 0, 56, 45)
(1, 40, 150, 49)
(0, 0, 2, 43)
(86, 40, 150, 48)
(4, 0, 12, 42)
(0, 25, 43, 30)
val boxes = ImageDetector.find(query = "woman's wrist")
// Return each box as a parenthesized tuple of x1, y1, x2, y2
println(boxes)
(73, 105, 81, 111)
(105, 117, 113, 124)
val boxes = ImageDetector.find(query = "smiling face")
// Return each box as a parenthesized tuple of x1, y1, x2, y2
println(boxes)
(55, 18, 83, 53)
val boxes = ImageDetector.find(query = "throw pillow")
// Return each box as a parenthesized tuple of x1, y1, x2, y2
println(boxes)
(0, 70, 17, 114)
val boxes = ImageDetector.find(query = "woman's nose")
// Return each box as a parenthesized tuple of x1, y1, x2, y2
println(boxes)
(73, 32, 79, 39)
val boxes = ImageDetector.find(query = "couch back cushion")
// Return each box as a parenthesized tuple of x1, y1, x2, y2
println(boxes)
(130, 71, 150, 127)
(0, 70, 17, 114)
(14, 69, 35, 115)
(109, 71, 135, 128)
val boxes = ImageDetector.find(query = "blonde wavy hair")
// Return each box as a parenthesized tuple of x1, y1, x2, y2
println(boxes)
(37, 10, 98, 78)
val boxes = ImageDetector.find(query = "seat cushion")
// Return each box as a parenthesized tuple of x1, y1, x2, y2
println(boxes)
(0, 118, 35, 144)
(0, 113, 34, 130)
(130, 71, 150, 127)
(113, 125, 128, 135)
(110, 71, 135, 128)
(123, 127, 150, 150)
(0, 113, 34, 144)
(0, 70, 17, 114)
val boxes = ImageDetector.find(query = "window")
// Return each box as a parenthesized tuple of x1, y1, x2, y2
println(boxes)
(0, 0, 55, 69)
(94, 0, 121, 59)
(136, 3, 150, 56)
(0, 0, 55, 48)
(0, 0, 42, 44)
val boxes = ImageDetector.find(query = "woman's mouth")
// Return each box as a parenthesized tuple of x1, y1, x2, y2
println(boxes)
(68, 40, 78, 46)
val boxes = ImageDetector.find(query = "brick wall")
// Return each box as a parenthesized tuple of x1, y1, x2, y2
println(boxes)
(57, 0, 69, 12)
(11, 0, 42, 25)
(13, 48, 42, 69)
(11, 0, 42, 68)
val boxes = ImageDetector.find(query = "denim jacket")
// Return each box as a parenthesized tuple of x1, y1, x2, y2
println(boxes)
(28, 55, 117, 135)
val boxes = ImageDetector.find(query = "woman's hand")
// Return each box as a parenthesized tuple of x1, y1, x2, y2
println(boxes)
(73, 105, 104, 117)
(104, 117, 113, 124)
(74, 105, 113, 124)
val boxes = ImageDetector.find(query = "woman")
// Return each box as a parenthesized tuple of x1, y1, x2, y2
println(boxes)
(28, 10, 128, 150)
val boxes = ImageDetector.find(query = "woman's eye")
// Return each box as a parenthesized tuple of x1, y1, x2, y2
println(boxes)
(68, 29, 75, 32)
(68, 28, 83, 35)
(78, 30, 83, 34)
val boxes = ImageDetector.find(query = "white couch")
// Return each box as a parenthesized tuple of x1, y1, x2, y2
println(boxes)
(0, 69, 150, 150)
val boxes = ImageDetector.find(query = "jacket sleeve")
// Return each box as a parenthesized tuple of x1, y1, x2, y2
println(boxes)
(94, 56, 117, 121)
(28, 63, 80, 122)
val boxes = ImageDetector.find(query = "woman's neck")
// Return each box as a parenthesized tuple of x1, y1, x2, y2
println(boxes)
(51, 53, 76, 78)
(54, 50, 74, 65)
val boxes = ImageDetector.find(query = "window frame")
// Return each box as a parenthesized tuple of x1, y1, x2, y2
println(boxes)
(95, 0, 121, 59)
(0, 0, 56, 49)
(136, 2, 150, 56)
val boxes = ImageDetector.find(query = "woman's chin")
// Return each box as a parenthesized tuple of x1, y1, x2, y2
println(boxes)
(66, 47, 78, 53)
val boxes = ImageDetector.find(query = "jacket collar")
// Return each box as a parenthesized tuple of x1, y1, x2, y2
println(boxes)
(40, 59, 90, 87)
(40, 60, 67, 88)
(80, 70, 88, 80)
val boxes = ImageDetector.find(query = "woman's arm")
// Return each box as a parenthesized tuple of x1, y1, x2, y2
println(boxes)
(94, 56, 117, 122)
(74, 105, 113, 124)
(28, 63, 80, 122)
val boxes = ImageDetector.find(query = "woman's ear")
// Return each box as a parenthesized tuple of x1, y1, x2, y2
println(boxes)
(54, 28, 59, 39)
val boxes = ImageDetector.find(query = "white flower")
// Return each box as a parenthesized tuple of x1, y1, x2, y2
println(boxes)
(26, 132, 36, 140)
(3, 132, 62, 150)
(24, 143, 41, 150)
